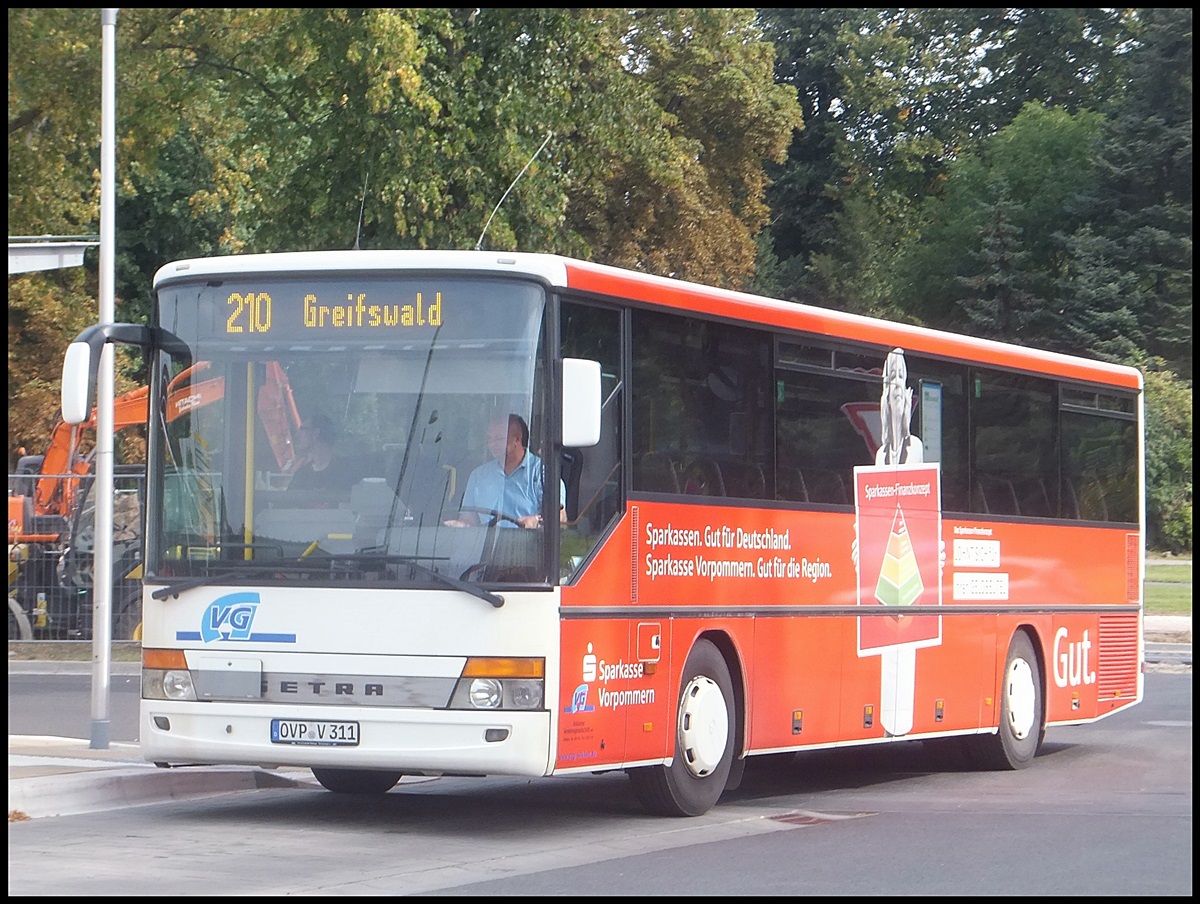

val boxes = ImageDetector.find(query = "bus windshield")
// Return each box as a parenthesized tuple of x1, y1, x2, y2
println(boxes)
(148, 272, 552, 589)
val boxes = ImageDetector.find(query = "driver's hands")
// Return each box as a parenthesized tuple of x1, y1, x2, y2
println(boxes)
(443, 518, 468, 528)
(517, 514, 543, 529)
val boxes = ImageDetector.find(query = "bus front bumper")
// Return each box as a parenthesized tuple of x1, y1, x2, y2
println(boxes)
(140, 701, 553, 776)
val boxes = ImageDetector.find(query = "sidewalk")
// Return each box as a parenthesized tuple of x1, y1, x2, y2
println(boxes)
(7, 658, 316, 821)
(8, 735, 310, 822)
(8, 618, 1190, 822)
(1144, 613, 1192, 642)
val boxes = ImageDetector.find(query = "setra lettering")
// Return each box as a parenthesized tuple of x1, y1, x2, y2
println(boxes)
(278, 680, 384, 696)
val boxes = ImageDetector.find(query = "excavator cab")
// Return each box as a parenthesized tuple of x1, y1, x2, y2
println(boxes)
(56, 463, 146, 641)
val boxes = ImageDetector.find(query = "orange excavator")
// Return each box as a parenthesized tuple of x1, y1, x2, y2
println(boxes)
(11, 361, 299, 543)
(8, 361, 299, 640)
(8, 387, 161, 547)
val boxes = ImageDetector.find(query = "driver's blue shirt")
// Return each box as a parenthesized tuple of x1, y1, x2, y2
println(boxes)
(460, 450, 565, 527)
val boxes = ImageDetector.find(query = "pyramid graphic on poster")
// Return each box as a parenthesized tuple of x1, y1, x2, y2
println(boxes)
(874, 506, 924, 607)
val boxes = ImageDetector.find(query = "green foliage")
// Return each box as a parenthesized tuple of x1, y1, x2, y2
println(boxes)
(954, 181, 1040, 338)
(7, 269, 142, 456)
(8, 9, 104, 234)
(1053, 226, 1144, 364)
(6, 8, 1192, 558)
(603, 9, 802, 286)
(125, 7, 800, 286)
(1142, 361, 1193, 553)
(969, 9, 1136, 124)
(7, 7, 798, 455)
(1083, 7, 1193, 376)
(895, 103, 1104, 337)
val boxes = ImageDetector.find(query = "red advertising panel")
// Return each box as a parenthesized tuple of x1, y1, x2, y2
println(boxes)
(854, 463, 943, 653)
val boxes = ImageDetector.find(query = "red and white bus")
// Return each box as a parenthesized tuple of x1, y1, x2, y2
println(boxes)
(61, 250, 1144, 816)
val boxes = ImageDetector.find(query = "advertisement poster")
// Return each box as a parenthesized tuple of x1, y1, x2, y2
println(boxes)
(854, 460, 943, 738)
(854, 462, 943, 653)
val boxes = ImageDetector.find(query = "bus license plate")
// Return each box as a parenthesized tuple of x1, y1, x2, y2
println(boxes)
(270, 719, 359, 746)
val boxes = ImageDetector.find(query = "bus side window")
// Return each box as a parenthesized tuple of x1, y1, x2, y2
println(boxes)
(776, 466, 808, 503)
(560, 300, 623, 578)
(772, 359, 871, 508)
(635, 452, 680, 494)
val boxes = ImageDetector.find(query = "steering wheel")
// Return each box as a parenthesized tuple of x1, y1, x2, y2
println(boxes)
(457, 506, 522, 527)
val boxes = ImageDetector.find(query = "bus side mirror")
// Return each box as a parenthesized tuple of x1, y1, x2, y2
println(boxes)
(60, 322, 167, 425)
(562, 357, 601, 448)
(61, 340, 94, 425)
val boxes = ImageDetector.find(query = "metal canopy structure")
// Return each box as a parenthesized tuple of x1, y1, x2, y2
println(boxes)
(8, 236, 99, 275)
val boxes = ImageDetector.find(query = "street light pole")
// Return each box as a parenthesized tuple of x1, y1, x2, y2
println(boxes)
(90, 7, 120, 750)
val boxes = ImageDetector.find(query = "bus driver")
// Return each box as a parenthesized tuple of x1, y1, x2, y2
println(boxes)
(444, 413, 565, 529)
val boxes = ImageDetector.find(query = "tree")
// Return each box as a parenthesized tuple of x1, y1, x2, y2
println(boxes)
(1081, 7, 1193, 376)
(968, 8, 1136, 128)
(894, 103, 1105, 342)
(955, 182, 1041, 340)
(133, 8, 800, 289)
(757, 8, 1141, 317)
(7, 8, 800, 452)
(754, 8, 857, 304)
(1052, 226, 1144, 364)
(7, 270, 96, 456)
(1142, 359, 1193, 552)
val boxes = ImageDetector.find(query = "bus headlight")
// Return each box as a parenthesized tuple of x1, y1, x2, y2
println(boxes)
(163, 669, 195, 700)
(142, 649, 197, 701)
(468, 679, 503, 709)
(142, 668, 197, 701)
(448, 657, 545, 711)
(507, 679, 543, 709)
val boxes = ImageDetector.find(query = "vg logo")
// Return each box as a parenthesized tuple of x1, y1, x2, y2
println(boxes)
(201, 591, 261, 642)
(179, 591, 297, 645)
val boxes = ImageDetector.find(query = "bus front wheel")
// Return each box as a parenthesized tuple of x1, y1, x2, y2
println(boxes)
(628, 638, 735, 816)
(968, 631, 1044, 770)
(311, 767, 403, 795)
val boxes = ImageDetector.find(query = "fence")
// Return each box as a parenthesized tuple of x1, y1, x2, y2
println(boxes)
(8, 469, 145, 642)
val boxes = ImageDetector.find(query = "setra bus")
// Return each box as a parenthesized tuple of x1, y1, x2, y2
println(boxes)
(60, 249, 1144, 816)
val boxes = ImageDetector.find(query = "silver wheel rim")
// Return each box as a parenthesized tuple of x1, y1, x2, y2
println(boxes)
(1005, 656, 1037, 741)
(678, 675, 729, 777)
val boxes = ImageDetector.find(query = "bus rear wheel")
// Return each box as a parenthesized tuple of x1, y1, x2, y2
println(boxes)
(967, 631, 1044, 770)
(311, 767, 403, 794)
(628, 638, 735, 816)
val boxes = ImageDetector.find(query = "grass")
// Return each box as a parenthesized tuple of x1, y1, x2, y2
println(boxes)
(1144, 583, 1191, 616)
(1146, 563, 1192, 583)
(7, 641, 141, 662)
(1145, 559, 1193, 617)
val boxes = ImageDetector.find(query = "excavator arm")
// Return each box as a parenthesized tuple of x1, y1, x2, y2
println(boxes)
(29, 361, 297, 525)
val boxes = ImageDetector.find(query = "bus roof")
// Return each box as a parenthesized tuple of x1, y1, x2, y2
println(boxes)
(563, 258, 1142, 392)
(152, 249, 1142, 392)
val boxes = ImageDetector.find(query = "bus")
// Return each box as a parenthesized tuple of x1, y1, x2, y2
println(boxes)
(60, 249, 1144, 817)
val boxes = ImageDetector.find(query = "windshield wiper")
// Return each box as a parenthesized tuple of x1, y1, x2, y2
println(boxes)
(332, 551, 504, 608)
(151, 563, 288, 600)
(150, 550, 504, 608)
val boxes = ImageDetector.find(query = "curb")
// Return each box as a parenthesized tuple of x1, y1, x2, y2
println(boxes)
(8, 763, 310, 821)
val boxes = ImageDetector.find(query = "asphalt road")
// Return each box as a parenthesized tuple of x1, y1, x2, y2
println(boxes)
(7, 669, 1192, 896)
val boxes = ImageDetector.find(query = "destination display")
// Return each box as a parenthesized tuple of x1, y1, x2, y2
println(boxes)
(158, 275, 544, 344)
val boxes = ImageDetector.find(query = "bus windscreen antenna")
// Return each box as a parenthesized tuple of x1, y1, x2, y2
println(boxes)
(353, 168, 370, 250)
(475, 131, 553, 252)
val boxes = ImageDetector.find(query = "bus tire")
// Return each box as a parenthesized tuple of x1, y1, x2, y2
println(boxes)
(9, 597, 34, 641)
(628, 638, 735, 816)
(968, 631, 1044, 770)
(311, 768, 403, 795)
(113, 590, 142, 641)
